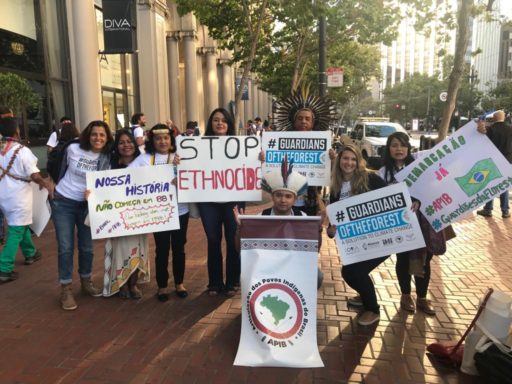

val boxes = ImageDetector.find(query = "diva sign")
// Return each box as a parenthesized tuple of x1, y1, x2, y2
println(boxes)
(176, 136, 262, 202)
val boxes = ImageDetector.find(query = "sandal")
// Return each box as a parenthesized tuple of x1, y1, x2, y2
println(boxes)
(175, 284, 188, 298)
(119, 286, 131, 299)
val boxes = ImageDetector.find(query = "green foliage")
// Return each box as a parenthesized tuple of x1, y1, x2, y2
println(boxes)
(175, 0, 274, 66)
(481, 82, 512, 112)
(0, 72, 40, 113)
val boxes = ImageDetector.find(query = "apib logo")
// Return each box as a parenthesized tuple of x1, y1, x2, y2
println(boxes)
(246, 279, 309, 347)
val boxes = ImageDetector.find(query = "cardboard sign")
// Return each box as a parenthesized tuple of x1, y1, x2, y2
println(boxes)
(234, 215, 323, 368)
(262, 131, 331, 186)
(30, 183, 50, 237)
(395, 121, 512, 231)
(86, 165, 180, 239)
(326, 183, 426, 265)
(176, 136, 262, 202)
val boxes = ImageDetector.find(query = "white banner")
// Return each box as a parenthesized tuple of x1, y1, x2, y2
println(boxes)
(30, 183, 50, 237)
(262, 131, 331, 186)
(176, 136, 262, 202)
(234, 216, 323, 368)
(86, 165, 180, 239)
(326, 183, 425, 266)
(395, 121, 512, 231)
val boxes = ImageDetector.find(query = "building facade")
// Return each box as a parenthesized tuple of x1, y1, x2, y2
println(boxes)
(0, 0, 272, 161)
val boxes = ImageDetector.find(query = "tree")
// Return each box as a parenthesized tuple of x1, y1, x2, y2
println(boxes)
(175, 0, 270, 130)
(0, 72, 40, 114)
(481, 81, 512, 112)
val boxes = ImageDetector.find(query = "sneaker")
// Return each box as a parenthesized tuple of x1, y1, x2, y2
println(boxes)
(400, 294, 415, 312)
(347, 295, 363, 307)
(476, 209, 492, 217)
(24, 250, 42, 265)
(503, 212, 511, 218)
(0, 270, 18, 283)
(61, 284, 78, 311)
(80, 278, 102, 297)
(357, 311, 380, 326)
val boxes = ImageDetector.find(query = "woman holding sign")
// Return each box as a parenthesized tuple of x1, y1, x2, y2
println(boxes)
(326, 144, 387, 326)
(378, 132, 441, 315)
(102, 129, 150, 299)
(129, 124, 190, 301)
(199, 108, 245, 296)
(50, 120, 113, 311)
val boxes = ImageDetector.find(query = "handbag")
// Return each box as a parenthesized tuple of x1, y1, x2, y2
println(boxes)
(417, 211, 446, 255)
(427, 288, 494, 366)
(474, 342, 512, 383)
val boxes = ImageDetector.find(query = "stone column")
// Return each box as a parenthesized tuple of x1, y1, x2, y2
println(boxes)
(219, 59, 232, 109)
(167, 32, 182, 128)
(202, 47, 219, 113)
(183, 31, 198, 123)
(68, 0, 102, 129)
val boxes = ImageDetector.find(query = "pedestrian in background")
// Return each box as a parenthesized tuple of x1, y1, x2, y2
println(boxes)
(477, 110, 512, 218)
(47, 116, 72, 153)
(130, 112, 146, 149)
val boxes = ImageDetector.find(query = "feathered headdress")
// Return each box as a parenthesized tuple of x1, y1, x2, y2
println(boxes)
(261, 155, 308, 196)
(274, 84, 336, 131)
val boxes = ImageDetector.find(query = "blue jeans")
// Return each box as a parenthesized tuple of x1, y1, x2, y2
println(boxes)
(483, 191, 509, 214)
(198, 202, 242, 290)
(50, 196, 93, 284)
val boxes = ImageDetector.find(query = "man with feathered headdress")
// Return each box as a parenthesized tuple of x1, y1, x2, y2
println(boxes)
(273, 86, 336, 217)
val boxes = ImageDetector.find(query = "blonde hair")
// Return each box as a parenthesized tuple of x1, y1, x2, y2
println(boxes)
(330, 144, 371, 197)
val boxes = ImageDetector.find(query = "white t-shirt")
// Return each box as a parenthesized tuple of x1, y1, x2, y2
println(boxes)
(339, 181, 351, 201)
(132, 125, 144, 139)
(46, 130, 60, 148)
(129, 152, 189, 216)
(0, 142, 40, 225)
(56, 143, 100, 201)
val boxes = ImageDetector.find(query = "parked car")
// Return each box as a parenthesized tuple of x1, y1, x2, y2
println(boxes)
(339, 118, 419, 169)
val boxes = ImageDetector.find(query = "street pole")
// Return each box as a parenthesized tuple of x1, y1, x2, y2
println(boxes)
(319, 15, 327, 97)
(426, 86, 431, 131)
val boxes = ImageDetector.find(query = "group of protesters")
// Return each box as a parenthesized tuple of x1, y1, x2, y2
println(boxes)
(1, 97, 510, 328)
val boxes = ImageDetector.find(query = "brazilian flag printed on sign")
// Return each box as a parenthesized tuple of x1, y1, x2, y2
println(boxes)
(455, 158, 502, 197)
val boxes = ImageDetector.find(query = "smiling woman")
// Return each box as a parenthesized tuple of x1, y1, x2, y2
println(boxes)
(49, 120, 114, 311)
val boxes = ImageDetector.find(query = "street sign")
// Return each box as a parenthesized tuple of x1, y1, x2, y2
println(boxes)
(327, 67, 344, 87)
(439, 91, 448, 102)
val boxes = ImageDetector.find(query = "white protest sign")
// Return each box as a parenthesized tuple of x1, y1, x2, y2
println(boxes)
(30, 183, 51, 237)
(234, 215, 323, 368)
(86, 165, 180, 239)
(395, 121, 512, 232)
(176, 136, 262, 202)
(262, 131, 331, 186)
(326, 183, 425, 266)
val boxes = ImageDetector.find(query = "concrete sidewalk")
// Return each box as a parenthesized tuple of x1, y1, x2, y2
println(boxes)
(0, 202, 510, 383)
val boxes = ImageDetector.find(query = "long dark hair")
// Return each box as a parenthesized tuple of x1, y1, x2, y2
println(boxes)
(111, 128, 140, 168)
(144, 123, 176, 154)
(79, 120, 114, 154)
(60, 122, 80, 142)
(382, 132, 414, 183)
(204, 108, 235, 136)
